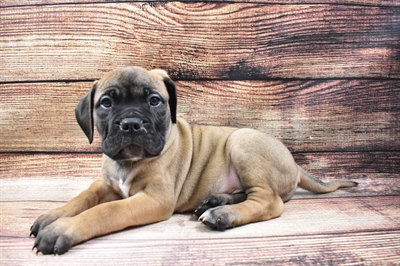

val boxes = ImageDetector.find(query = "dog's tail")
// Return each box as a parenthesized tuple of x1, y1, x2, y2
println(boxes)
(297, 166, 358, 193)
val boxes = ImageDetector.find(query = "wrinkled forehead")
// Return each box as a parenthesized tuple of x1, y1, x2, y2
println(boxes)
(94, 67, 169, 101)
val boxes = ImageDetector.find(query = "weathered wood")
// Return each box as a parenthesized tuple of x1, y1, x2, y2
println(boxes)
(1, 231, 399, 265)
(7, 196, 400, 238)
(0, 153, 102, 180)
(0, 82, 99, 152)
(1, 3, 399, 82)
(1, 152, 398, 264)
(1, 196, 399, 264)
(1, 80, 398, 152)
(3, 152, 397, 180)
(2, 0, 400, 8)
(178, 79, 400, 152)
(4, 197, 400, 238)
(1, 0, 398, 264)
(0, 153, 398, 202)
(294, 151, 400, 177)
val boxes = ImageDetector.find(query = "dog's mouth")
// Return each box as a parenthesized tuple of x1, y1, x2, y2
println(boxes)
(101, 119, 166, 161)
(112, 143, 161, 161)
(113, 144, 147, 161)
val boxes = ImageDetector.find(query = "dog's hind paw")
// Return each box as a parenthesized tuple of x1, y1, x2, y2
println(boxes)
(194, 193, 246, 218)
(198, 207, 233, 230)
(194, 196, 221, 218)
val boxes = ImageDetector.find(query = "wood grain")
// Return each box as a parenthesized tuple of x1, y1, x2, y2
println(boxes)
(2, 0, 400, 8)
(1, 3, 399, 82)
(1, 231, 399, 265)
(1, 151, 398, 263)
(3, 196, 400, 240)
(0, 153, 398, 202)
(0, 82, 97, 152)
(2, 152, 397, 179)
(1, 80, 398, 152)
(1, 196, 399, 264)
(294, 151, 400, 176)
(1, 1, 398, 264)
(0, 153, 102, 180)
(178, 79, 400, 152)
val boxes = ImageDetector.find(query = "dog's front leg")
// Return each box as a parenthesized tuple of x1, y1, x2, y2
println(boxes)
(33, 189, 174, 255)
(30, 180, 120, 242)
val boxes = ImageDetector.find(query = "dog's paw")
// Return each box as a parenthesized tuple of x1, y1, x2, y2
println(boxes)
(198, 207, 233, 230)
(32, 217, 74, 255)
(194, 193, 247, 218)
(194, 196, 221, 218)
(30, 209, 67, 238)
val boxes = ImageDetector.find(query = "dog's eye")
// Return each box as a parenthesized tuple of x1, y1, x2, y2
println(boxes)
(100, 97, 112, 108)
(149, 96, 161, 107)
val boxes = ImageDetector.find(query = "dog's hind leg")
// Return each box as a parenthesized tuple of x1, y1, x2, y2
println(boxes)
(197, 129, 292, 230)
(198, 185, 284, 230)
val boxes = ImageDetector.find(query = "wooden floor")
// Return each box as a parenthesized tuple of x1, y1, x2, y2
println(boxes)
(1, 155, 399, 264)
(1, 0, 400, 264)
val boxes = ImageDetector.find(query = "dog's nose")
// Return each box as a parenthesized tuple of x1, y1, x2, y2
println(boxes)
(119, 118, 145, 133)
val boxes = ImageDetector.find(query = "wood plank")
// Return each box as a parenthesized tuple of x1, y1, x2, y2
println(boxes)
(2, 0, 400, 8)
(3, 196, 399, 239)
(1, 3, 399, 82)
(0, 153, 102, 202)
(1, 232, 399, 265)
(2, 231, 399, 265)
(1, 152, 398, 201)
(178, 79, 400, 152)
(0, 153, 102, 180)
(1, 80, 398, 152)
(1, 154, 398, 263)
(293, 151, 400, 177)
(1, 197, 399, 264)
(0, 82, 101, 152)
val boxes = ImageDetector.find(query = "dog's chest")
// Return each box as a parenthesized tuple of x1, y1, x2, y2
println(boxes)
(107, 174, 135, 199)
(102, 158, 139, 199)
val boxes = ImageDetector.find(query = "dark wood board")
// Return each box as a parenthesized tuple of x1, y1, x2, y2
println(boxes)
(2, 152, 398, 179)
(2, 0, 400, 8)
(1, 3, 399, 82)
(1, 80, 398, 152)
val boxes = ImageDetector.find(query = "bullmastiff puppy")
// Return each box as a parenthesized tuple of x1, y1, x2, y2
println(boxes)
(31, 66, 357, 255)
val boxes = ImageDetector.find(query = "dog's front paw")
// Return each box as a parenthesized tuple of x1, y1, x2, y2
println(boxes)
(198, 207, 233, 231)
(30, 209, 67, 238)
(32, 217, 74, 255)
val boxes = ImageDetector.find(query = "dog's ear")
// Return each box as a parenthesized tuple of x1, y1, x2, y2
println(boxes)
(75, 82, 97, 143)
(149, 69, 177, 124)
(163, 76, 177, 124)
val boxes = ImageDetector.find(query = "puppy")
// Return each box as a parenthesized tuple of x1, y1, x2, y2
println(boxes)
(31, 67, 357, 255)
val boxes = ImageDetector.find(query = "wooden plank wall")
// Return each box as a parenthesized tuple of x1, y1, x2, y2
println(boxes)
(1, 0, 399, 264)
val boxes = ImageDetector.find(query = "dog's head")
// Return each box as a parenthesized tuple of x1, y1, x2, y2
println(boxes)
(75, 67, 177, 161)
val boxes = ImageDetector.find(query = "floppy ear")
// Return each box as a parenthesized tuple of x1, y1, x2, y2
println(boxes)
(163, 76, 177, 124)
(149, 69, 177, 124)
(75, 82, 97, 143)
